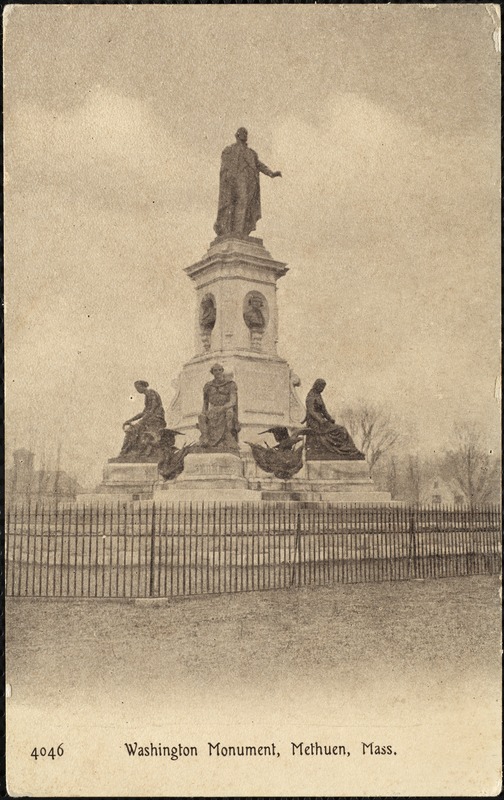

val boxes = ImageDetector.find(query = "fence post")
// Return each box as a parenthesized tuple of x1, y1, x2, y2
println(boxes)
(290, 510, 301, 587)
(407, 507, 417, 579)
(149, 503, 157, 598)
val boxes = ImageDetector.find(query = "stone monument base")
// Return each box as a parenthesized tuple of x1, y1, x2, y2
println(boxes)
(259, 488, 394, 504)
(257, 459, 393, 504)
(305, 459, 374, 487)
(96, 461, 160, 497)
(176, 452, 247, 489)
(155, 452, 261, 502)
(90, 455, 393, 505)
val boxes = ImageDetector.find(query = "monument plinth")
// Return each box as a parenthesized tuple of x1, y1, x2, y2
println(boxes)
(99, 461, 159, 496)
(167, 236, 305, 451)
(154, 451, 261, 502)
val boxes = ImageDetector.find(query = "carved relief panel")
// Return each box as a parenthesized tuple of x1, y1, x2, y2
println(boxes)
(243, 291, 269, 352)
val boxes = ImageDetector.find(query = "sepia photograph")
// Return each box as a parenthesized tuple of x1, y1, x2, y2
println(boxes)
(4, 4, 501, 796)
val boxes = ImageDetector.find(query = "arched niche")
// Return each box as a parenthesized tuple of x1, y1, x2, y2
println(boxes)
(243, 291, 269, 352)
(199, 293, 216, 351)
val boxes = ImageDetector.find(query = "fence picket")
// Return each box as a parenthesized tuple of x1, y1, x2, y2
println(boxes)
(5, 506, 11, 594)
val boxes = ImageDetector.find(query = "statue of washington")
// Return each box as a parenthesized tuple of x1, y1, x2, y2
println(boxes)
(214, 127, 282, 238)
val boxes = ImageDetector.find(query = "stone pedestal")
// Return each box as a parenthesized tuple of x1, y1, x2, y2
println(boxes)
(156, 452, 261, 502)
(97, 461, 159, 496)
(166, 237, 305, 450)
(305, 460, 373, 488)
(187, 236, 288, 356)
(258, 459, 393, 503)
(175, 452, 246, 489)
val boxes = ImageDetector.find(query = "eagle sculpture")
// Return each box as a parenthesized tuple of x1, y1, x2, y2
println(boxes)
(158, 430, 194, 481)
(247, 426, 310, 480)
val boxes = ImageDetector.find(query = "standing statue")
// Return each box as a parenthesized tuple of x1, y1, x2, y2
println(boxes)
(304, 379, 365, 461)
(114, 381, 167, 462)
(214, 127, 282, 238)
(198, 364, 240, 451)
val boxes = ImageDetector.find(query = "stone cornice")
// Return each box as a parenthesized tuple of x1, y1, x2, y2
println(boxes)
(185, 237, 288, 282)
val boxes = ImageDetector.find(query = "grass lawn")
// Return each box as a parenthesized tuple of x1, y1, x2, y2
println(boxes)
(6, 575, 501, 797)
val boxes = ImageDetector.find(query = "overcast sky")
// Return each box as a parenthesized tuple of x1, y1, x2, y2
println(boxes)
(4, 4, 500, 486)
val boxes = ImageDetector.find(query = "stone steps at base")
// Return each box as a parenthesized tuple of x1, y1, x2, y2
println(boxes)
(260, 490, 394, 504)
(153, 488, 263, 503)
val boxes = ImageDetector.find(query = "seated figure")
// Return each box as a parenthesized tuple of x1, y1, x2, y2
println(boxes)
(198, 364, 240, 451)
(115, 381, 166, 461)
(304, 379, 365, 461)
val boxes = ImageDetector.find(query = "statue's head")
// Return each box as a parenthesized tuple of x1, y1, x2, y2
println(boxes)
(235, 127, 248, 143)
(134, 380, 149, 393)
(210, 363, 225, 378)
(250, 296, 263, 308)
(313, 378, 326, 393)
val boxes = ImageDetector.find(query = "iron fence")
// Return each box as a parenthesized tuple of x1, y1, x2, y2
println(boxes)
(4, 502, 501, 598)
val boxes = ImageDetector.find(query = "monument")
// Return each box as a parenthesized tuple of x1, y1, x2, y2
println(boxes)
(95, 127, 391, 503)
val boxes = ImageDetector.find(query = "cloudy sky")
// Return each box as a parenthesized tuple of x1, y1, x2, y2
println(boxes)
(4, 4, 500, 486)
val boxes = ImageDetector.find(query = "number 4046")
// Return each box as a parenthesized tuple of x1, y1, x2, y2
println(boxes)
(31, 744, 64, 760)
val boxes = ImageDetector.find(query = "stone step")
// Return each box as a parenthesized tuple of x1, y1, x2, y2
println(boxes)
(260, 490, 395, 504)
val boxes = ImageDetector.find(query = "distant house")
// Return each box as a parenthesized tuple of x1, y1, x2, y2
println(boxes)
(5, 449, 83, 502)
(420, 477, 466, 506)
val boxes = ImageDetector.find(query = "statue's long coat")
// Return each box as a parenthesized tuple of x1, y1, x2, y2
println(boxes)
(214, 142, 273, 237)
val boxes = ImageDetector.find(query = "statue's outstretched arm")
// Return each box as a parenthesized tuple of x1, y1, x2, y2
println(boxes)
(257, 160, 282, 178)
(125, 410, 144, 425)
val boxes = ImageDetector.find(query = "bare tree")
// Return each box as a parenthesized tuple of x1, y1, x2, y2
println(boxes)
(385, 455, 399, 499)
(443, 423, 500, 507)
(406, 453, 423, 504)
(339, 403, 401, 473)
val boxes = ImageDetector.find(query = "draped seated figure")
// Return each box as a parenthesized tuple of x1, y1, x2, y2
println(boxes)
(304, 379, 365, 461)
(197, 364, 240, 452)
(112, 381, 167, 462)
